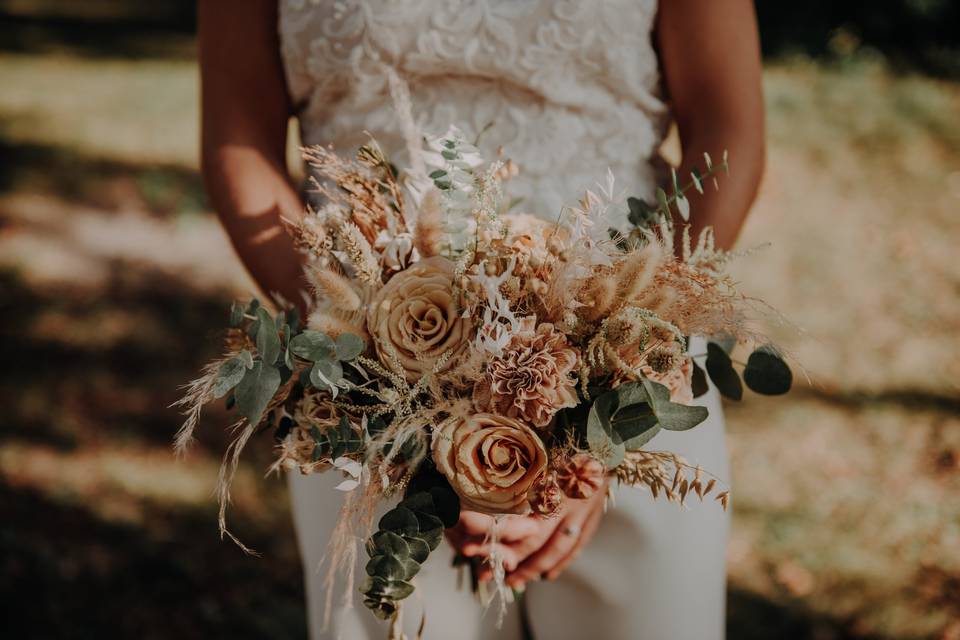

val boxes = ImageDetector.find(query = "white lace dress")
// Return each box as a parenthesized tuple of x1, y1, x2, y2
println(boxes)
(279, 1, 729, 638)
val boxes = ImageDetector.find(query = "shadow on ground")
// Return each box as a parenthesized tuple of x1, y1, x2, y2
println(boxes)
(0, 6, 195, 60)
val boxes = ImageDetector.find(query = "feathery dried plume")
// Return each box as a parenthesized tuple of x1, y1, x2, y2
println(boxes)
(308, 265, 362, 312)
(339, 222, 381, 286)
(615, 242, 663, 303)
(216, 419, 260, 555)
(413, 190, 444, 258)
(171, 355, 233, 455)
(307, 308, 366, 340)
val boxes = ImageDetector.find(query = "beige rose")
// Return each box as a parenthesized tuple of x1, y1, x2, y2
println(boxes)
(432, 412, 548, 514)
(366, 256, 473, 381)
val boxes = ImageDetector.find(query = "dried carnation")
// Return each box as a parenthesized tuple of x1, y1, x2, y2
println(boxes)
(556, 453, 605, 499)
(474, 317, 580, 429)
(529, 472, 563, 517)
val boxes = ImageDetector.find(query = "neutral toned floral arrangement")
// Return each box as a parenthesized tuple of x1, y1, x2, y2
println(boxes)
(175, 103, 792, 632)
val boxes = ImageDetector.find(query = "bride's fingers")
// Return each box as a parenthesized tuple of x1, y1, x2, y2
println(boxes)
(456, 515, 547, 553)
(505, 516, 584, 588)
(543, 499, 604, 580)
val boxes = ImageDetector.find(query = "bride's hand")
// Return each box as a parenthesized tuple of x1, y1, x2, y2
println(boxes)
(445, 481, 608, 588)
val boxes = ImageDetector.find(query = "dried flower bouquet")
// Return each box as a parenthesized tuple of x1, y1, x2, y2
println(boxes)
(176, 118, 792, 628)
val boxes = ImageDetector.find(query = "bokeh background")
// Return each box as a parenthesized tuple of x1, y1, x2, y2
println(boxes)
(1, 1, 958, 638)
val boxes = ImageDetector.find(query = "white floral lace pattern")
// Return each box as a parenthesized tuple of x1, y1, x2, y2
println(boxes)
(279, 0, 667, 226)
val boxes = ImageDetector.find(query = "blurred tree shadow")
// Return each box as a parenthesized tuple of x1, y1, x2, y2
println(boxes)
(757, 0, 960, 78)
(727, 588, 886, 640)
(0, 137, 206, 217)
(0, 264, 233, 451)
(0, 2, 195, 60)
(0, 484, 305, 640)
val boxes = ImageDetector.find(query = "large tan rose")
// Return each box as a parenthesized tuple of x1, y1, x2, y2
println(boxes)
(366, 256, 473, 381)
(432, 412, 548, 514)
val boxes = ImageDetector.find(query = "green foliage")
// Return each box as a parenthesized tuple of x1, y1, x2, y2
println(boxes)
(627, 156, 728, 232)
(288, 330, 335, 362)
(706, 342, 743, 401)
(212, 356, 247, 399)
(361, 469, 460, 620)
(309, 359, 343, 393)
(234, 361, 281, 426)
(334, 333, 365, 361)
(704, 341, 793, 400)
(743, 346, 793, 395)
(691, 360, 709, 398)
(254, 307, 281, 366)
(585, 379, 708, 465)
(640, 379, 709, 431)
(309, 415, 363, 461)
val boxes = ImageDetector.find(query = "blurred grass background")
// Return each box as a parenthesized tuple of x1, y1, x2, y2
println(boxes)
(1, 1, 958, 638)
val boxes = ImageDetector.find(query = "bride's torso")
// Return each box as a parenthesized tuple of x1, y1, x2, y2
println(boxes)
(279, 0, 667, 221)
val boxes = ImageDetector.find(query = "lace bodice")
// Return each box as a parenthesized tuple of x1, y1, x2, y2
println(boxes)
(279, 0, 668, 225)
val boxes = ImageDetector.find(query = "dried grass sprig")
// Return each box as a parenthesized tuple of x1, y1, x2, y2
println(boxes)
(171, 354, 235, 455)
(614, 450, 729, 509)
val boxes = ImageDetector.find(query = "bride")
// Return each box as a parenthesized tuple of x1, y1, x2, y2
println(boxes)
(198, 1, 764, 638)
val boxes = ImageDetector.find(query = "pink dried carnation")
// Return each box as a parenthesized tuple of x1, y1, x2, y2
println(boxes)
(474, 317, 580, 429)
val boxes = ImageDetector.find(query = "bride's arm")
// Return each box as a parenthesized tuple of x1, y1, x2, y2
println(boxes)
(656, 0, 766, 250)
(199, 0, 307, 309)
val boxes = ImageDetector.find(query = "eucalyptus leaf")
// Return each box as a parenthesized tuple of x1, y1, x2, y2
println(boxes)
(622, 424, 661, 450)
(234, 361, 281, 426)
(378, 507, 419, 538)
(586, 391, 625, 467)
(289, 330, 336, 361)
(368, 531, 410, 558)
(656, 187, 670, 218)
(411, 512, 444, 550)
(676, 194, 690, 221)
(255, 307, 281, 365)
(399, 557, 421, 581)
(335, 333, 366, 361)
(705, 342, 742, 401)
(743, 346, 793, 395)
(238, 349, 254, 369)
(404, 537, 430, 564)
(400, 492, 435, 514)
(641, 379, 709, 431)
(229, 301, 245, 328)
(691, 360, 709, 398)
(310, 359, 344, 391)
(213, 357, 247, 399)
(610, 402, 658, 441)
(366, 555, 407, 581)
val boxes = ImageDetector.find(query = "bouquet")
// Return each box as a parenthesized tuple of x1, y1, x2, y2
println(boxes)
(175, 118, 792, 630)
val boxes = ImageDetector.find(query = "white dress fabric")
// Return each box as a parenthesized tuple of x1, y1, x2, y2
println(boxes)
(279, 1, 729, 638)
